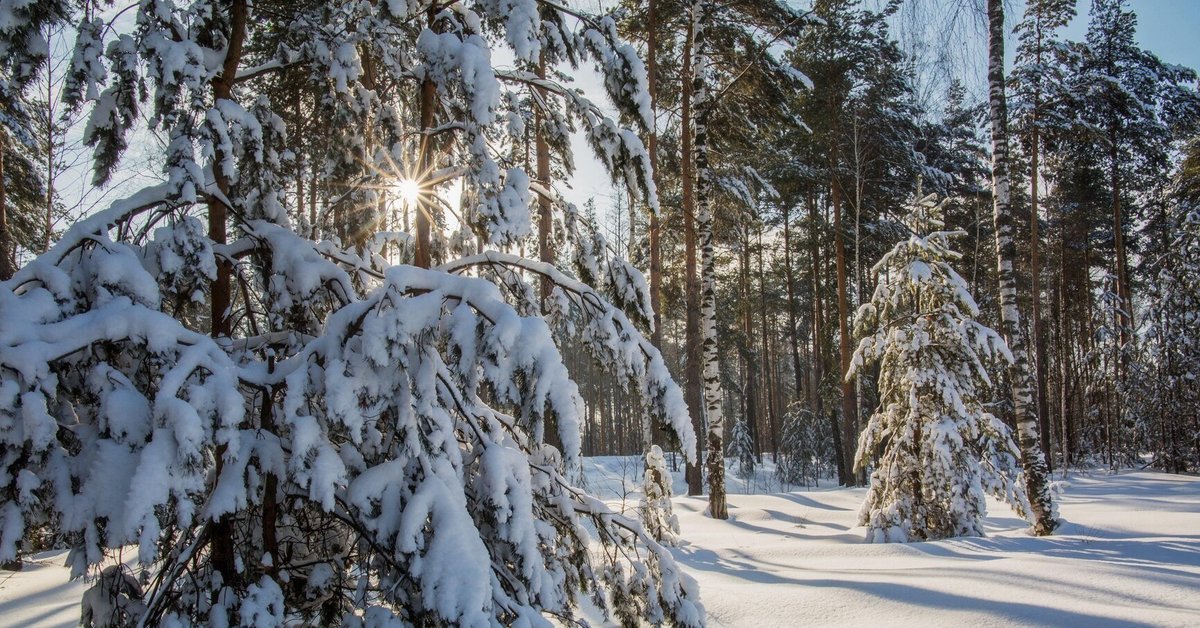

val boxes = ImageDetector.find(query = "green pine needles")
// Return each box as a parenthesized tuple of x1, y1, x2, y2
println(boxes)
(848, 195, 1034, 542)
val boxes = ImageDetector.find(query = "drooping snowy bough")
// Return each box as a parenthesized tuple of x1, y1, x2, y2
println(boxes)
(847, 196, 1036, 543)
(0, 1, 701, 625)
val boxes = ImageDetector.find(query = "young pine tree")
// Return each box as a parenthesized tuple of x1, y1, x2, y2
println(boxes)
(848, 196, 1036, 543)
(727, 418, 756, 481)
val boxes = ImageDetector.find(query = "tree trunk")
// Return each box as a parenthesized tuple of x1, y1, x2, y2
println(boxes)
(693, 0, 726, 519)
(757, 225, 778, 456)
(646, 0, 663, 357)
(986, 0, 1057, 535)
(0, 127, 11, 280)
(1030, 107, 1053, 474)
(784, 204, 804, 402)
(534, 52, 564, 454)
(742, 224, 760, 461)
(681, 12, 704, 497)
(833, 153, 857, 486)
(1110, 140, 1132, 362)
(208, 0, 248, 589)
(414, 4, 438, 269)
(1029, 15, 1053, 474)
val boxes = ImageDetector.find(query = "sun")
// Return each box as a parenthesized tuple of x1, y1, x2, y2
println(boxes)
(395, 178, 422, 205)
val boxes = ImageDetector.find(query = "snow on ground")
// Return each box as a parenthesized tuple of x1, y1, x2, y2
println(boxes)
(1, 458, 1197, 627)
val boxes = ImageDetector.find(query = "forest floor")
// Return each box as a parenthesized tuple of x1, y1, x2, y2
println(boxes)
(1, 459, 1197, 627)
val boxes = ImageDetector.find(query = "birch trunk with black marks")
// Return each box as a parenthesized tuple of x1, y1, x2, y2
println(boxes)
(681, 11, 704, 496)
(693, 0, 726, 519)
(987, 0, 1057, 535)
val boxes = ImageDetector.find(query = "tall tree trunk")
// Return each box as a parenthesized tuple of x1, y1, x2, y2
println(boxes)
(986, 0, 1057, 535)
(414, 5, 438, 269)
(646, 0, 664, 359)
(42, 70, 55, 253)
(833, 151, 857, 486)
(208, 0, 248, 589)
(784, 204, 804, 402)
(757, 226, 778, 455)
(534, 52, 564, 454)
(681, 12, 704, 497)
(0, 127, 10, 280)
(1109, 139, 1132, 361)
(1030, 102, 1052, 474)
(1029, 15, 1053, 474)
(693, 0, 726, 519)
(742, 224, 760, 461)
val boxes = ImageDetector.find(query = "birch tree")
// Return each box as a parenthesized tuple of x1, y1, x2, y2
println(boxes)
(985, 0, 1057, 535)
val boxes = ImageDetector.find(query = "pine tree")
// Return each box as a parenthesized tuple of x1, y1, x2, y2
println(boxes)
(849, 195, 1034, 543)
(0, 2, 703, 625)
(1138, 155, 1200, 472)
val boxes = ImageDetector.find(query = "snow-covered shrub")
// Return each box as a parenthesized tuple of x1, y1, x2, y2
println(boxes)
(640, 444, 680, 546)
(848, 195, 1032, 542)
(0, 1, 701, 625)
(776, 405, 830, 488)
(727, 419, 756, 481)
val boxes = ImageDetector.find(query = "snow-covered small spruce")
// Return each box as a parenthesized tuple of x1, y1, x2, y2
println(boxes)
(776, 405, 828, 489)
(640, 444, 680, 547)
(847, 195, 1034, 543)
(727, 419, 756, 481)
(0, 1, 702, 626)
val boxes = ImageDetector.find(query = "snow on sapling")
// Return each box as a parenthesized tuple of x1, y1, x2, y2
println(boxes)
(847, 195, 1033, 542)
(776, 405, 828, 488)
(0, 1, 702, 626)
(727, 419, 756, 481)
(640, 444, 680, 546)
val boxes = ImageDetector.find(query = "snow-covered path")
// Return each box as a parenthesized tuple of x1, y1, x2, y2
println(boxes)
(668, 471, 1200, 627)
(0, 468, 1196, 626)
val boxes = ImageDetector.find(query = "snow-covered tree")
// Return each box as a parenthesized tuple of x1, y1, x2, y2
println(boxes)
(0, 1, 703, 625)
(848, 195, 1035, 543)
(727, 418, 756, 481)
(640, 444, 680, 546)
(1138, 196, 1200, 472)
(776, 405, 829, 489)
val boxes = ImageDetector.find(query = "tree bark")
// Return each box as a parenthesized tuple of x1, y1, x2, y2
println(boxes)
(208, 0, 248, 589)
(742, 224, 760, 461)
(784, 204, 804, 403)
(833, 152, 857, 486)
(986, 0, 1057, 535)
(757, 225, 778, 456)
(414, 4, 438, 270)
(693, 0, 726, 519)
(681, 12, 704, 497)
(647, 0, 663, 356)
(1028, 11, 1053, 474)
(0, 127, 11, 280)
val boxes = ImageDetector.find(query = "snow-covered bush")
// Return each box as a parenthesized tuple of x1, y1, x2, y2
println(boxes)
(0, 1, 701, 625)
(727, 419, 756, 481)
(640, 444, 680, 546)
(847, 195, 1032, 542)
(776, 405, 829, 488)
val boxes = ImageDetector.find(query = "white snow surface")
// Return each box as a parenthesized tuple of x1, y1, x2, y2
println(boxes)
(3, 459, 1198, 627)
